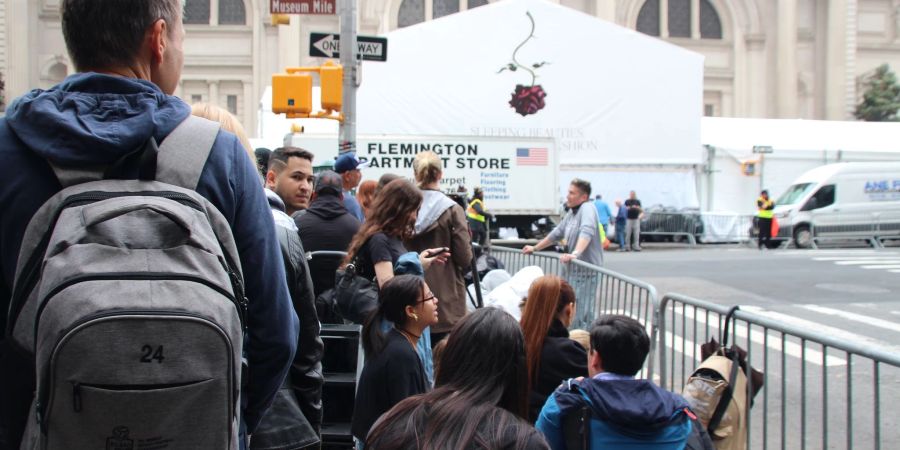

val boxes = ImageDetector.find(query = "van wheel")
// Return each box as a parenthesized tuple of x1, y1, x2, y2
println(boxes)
(794, 225, 813, 249)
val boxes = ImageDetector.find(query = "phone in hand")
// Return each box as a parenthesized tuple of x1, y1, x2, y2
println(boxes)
(426, 247, 449, 258)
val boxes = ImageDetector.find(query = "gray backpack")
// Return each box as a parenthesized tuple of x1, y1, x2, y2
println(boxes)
(6, 117, 248, 450)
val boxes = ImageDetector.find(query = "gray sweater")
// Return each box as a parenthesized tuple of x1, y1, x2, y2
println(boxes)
(546, 203, 604, 266)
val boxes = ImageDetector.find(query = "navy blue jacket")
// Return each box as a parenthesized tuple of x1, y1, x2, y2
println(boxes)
(536, 377, 693, 449)
(0, 73, 299, 434)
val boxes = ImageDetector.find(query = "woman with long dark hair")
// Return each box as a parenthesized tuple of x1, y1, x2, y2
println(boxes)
(351, 275, 439, 445)
(343, 178, 447, 287)
(520, 275, 588, 422)
(365, 308, 548, 449)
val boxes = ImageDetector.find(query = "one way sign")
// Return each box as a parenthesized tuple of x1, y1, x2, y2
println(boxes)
(309, 32, 388, 62)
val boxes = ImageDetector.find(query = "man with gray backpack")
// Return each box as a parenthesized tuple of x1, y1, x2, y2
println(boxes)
(0, 1, 299, 449)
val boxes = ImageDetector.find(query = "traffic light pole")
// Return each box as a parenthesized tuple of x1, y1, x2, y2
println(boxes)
(339, 0, 358, 154)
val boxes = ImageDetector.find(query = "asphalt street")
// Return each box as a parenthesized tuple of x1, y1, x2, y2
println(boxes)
(598, 244, 900, 449)
(604, 244, 900, 354)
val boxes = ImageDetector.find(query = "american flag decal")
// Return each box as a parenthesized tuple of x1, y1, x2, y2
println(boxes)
(516, 148, 548, 166)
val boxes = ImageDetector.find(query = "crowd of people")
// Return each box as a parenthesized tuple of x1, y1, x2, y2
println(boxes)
(0, 2, 722, 450)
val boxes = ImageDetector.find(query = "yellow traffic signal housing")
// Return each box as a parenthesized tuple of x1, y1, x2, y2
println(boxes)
(319, 61, 343, 111)
(741, 161, 757, 176)
(271, 14, 290, 26)
(272, 73, 312, 116)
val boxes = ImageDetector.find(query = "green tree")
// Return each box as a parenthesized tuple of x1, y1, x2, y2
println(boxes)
(855, 64, 900, 122)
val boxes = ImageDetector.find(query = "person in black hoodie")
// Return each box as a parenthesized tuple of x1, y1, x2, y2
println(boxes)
(520, 275, 588, 423)
(296, 170, 361, 296)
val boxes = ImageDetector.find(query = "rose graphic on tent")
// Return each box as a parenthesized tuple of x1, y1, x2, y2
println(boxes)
(498, 11, 549, 117)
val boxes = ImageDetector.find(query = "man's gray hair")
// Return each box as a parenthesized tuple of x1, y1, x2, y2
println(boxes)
(62, 0, 182, 72)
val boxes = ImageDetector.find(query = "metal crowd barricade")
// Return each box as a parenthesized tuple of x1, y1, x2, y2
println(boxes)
(640, 211, 702, 245)
(658, 293, 900, 450)
(490, 246, 660, 379)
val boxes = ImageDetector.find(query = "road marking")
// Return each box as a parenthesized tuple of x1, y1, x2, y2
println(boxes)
(813, 256, 900, 264)
(742, 305, 900, 355)
(833, 260, 900, 265)
(860, 265, 900, 269)
(661, 306, 846, 366)
(799, 305, 900, 334)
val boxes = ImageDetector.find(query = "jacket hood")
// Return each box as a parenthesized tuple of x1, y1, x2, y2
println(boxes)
(557, 378, 689, 432)
(5, 73, 190, 166)
(266, 188, 287, 212)
(415, 190, 456, 234)
(307, 194, 349, 220)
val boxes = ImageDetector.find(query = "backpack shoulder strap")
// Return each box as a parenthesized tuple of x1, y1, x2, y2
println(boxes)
(156, 115, 221, 190)
(562, 405, 591, 450)
(706, 351, 740, 433)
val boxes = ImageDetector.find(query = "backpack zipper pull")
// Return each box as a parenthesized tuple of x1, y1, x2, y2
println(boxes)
(72, 382, 82, 412)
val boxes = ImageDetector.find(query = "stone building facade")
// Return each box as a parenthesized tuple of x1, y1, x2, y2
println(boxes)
(2, 0, 899, 136)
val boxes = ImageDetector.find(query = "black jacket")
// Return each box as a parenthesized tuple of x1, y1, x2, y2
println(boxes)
(252, 198, 324, 448)
(296, 194, 361, 296)
(529, 320, 589, 422)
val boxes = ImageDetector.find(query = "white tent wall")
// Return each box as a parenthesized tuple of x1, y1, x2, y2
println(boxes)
(356, 0, 703, 166)
(559, 168, 700, 211)
(701, 117, 900, 214)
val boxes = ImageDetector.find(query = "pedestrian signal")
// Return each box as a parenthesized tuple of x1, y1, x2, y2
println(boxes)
(272, 64, 344, 121)
(272, 73, 313, 116)
(741, 161, 756, 176)
(319, 61, 343, 112)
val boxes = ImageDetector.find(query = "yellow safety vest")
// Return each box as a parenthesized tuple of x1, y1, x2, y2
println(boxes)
(757, 197, 774, 219)
(467, 199, 485, 223)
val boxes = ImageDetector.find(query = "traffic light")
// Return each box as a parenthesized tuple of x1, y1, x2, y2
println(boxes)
(272, 73, 312, 116)
(319, 61, 343, 112)
(741, 161, 757, 176)
(272, 63, 344, 120)
(271, 14, 290, 26)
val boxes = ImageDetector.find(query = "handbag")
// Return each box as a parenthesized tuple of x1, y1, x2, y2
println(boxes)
(333, 257, 379, 324)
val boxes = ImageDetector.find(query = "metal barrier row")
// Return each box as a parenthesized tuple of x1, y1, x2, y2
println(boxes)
(490, 246, 660, 379)
(658, 293, 900, 450)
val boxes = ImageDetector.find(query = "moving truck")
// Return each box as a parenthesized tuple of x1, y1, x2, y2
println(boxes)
(773, 162, 900, 248)
(283, 132, 560, 238)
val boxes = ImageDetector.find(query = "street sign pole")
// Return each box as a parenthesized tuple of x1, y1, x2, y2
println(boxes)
(339, 0, 357, 154)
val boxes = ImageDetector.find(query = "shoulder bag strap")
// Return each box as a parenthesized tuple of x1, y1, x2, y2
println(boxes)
(156, 115, 221, 190)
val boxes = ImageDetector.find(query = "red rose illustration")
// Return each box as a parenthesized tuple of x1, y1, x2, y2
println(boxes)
(499, 12, 549, 117)
(509, 84, 546, 117)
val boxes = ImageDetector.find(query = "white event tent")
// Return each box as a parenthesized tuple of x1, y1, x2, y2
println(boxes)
(354, 0, 705, 209)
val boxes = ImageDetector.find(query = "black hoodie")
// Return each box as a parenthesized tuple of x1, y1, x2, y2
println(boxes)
(296, 194, 361, 295)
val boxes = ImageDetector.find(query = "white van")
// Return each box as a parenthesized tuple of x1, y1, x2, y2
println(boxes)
(773, 162, 900, 248)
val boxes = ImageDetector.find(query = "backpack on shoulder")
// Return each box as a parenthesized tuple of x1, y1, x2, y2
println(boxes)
(5, 117, 248, 450)
(682, 307, 763, 450)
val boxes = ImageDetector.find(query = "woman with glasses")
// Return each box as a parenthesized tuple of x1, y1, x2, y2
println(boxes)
(351, 275, 439, 447)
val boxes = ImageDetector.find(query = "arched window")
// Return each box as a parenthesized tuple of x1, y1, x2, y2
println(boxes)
(184, 0, 247, 25)
(699, 0, 722, 39)
(434, 0, 459, 19)
(48, 63, 68, 84)
(398, 0, 425, 28)
(184, 0, 210, 24)
(636, 0, 722, 40)
(667, 0, 690, 38)
(220, 0, 246, 25)
(636, 0, 660, 36)
(398, 0, 488, 28)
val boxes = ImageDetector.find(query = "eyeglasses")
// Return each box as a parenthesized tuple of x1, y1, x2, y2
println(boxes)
(418, 294, 437, 304)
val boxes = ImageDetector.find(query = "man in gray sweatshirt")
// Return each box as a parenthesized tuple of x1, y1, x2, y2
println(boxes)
(524, 179, 603, 267)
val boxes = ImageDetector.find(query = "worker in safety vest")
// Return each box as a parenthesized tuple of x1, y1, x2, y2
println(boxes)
(467, 187, 488, 246)
(756, 189, 775, 249)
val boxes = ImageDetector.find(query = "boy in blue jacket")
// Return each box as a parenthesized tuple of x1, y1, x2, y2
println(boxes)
(536, 315, 708, 450)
